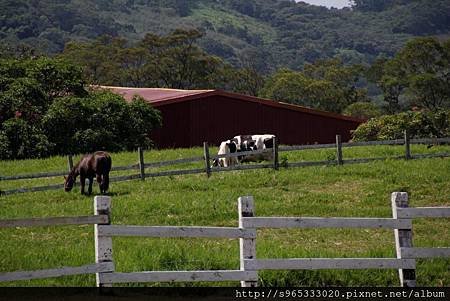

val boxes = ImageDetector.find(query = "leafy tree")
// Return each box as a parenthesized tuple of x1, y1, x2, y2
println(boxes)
(260, 60, 368, 113)
(0, 118, 53, 159)
(259, 69, 311, 106)
(397, 37, 450, 110)
(343, 102, 382, 120)
(0, 56, 162, 159)
(61, 29, 225, 90)
(42, 91, 162, 155)
(155, 29, 223, 89)
(303, 59, 369, 108)
(0, 57, 86, 123)
(61, 36, 127, 85)
(368, 37, 450, 112)
(218, 66, 265, 96)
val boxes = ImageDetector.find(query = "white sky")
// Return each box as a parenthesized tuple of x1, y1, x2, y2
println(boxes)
(296, 0, 351, 9)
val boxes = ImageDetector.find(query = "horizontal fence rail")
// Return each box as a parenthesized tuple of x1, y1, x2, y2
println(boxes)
(101, 270, 258, 284)
(241, 217, 412, 229)
(342, 156, 405, 164)
(279, 143, 337, 152)
(0, 215, 109, 228)
(144, 168, 205, 178)
(212, 163, 273, 172)
(396, 207, 450, 218)
(0, 262, 114, 282)
(213, 148, 271, 160)
(144, 156, 203, 168)
(342, 139, 405, 147)
(244, 258, 416, 271)
(400, 248, 450, 258)
(97, 225, 256, 239)
(109, 174, 141, 182)
(0, 171, 68, 181)
(0, 183, 65, 196)
(410, 137, 450, 144)
(411, 153, 450, 159)
(111, 164, 139, 171)
(1, 134, 449, 196)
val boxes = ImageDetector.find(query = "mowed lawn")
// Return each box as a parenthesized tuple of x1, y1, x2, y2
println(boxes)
(0, 144, 449, 287)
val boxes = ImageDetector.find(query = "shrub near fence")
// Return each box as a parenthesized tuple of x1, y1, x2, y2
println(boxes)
(0, 193, 449, 286)
(1, 132, 449, 196)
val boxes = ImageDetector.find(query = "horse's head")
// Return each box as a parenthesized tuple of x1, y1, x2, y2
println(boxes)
(64, 173, 76, 192)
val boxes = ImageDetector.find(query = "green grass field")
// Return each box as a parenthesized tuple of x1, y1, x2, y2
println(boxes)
(0, 144, 449, 287)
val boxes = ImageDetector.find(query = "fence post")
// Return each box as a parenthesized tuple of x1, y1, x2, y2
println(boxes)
(272, 136, 279, 170)
(336, 135, 343, 165)
(391, 192, 416, 287)
(238, 196, 258, 287)
(67, 155, 73, 172)
(138, 147, 145, 181)
(94, 196, 114, 287)
(404, 131, 411, 160)
(203, 142, 211, 178)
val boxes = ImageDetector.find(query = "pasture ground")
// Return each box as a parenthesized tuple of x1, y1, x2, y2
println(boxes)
(0, 144, 449, 286)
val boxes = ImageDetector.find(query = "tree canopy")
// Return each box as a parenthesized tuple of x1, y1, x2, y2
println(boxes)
(1, 0, 449, 72)
(0, 57, 161, 160)
(259, 59, 368, 113)
(367, 37, 450, 112)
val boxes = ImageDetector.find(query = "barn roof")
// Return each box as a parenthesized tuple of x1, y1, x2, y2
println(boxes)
(99, 86, 364, 123)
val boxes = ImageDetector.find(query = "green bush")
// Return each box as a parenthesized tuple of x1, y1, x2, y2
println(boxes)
(0, 57, 162, 159)
(352, 110, 450, 141)
(0, 118, 54, 159)
(42, 91, 162, 155)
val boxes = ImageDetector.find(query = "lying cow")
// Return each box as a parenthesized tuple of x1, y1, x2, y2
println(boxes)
(238, 134, 275, 163)
(212, 134, 276, 167)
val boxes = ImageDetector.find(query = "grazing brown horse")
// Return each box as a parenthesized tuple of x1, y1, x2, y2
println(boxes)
(64, 151, 112, 195)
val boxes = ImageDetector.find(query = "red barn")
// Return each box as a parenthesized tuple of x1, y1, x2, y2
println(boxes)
(104, 86, 364, 148)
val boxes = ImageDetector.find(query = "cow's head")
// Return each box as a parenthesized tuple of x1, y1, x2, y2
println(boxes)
(242, 140, 257, 151)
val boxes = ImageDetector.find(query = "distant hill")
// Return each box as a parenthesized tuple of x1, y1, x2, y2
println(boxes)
(1, 0, 449, 72)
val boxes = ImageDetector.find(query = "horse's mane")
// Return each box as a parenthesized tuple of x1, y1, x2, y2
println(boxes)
(69, 154, 89, 177)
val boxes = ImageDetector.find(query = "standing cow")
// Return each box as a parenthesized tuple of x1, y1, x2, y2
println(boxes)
(212, 140, 239, 167)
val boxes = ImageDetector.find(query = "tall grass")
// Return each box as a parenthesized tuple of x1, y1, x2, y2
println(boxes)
(0, 145, 449, 286)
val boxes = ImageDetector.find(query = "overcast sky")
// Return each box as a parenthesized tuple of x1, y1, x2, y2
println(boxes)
(297, 0, 351, 9)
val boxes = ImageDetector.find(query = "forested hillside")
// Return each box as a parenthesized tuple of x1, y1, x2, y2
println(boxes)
(1, 0, 449, 72)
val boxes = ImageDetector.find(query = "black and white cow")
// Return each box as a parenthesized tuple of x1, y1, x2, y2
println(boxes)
(212, 139, 239, 167)
(213, 134, 276, 167)
(237, 134, 275, 163)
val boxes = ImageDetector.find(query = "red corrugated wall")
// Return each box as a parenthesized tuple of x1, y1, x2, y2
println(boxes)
(151, 95, 362, 148)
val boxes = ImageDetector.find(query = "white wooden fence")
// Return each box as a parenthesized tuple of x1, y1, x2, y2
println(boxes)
(0, 203, 114, 282)
(1, 192, 449, 287)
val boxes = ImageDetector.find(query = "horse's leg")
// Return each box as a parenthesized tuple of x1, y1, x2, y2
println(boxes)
(103, 174, 109, 194)
(96, 174, 103, 194)
(88, 177, 93, 195)
(80, 175, 86, 195)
